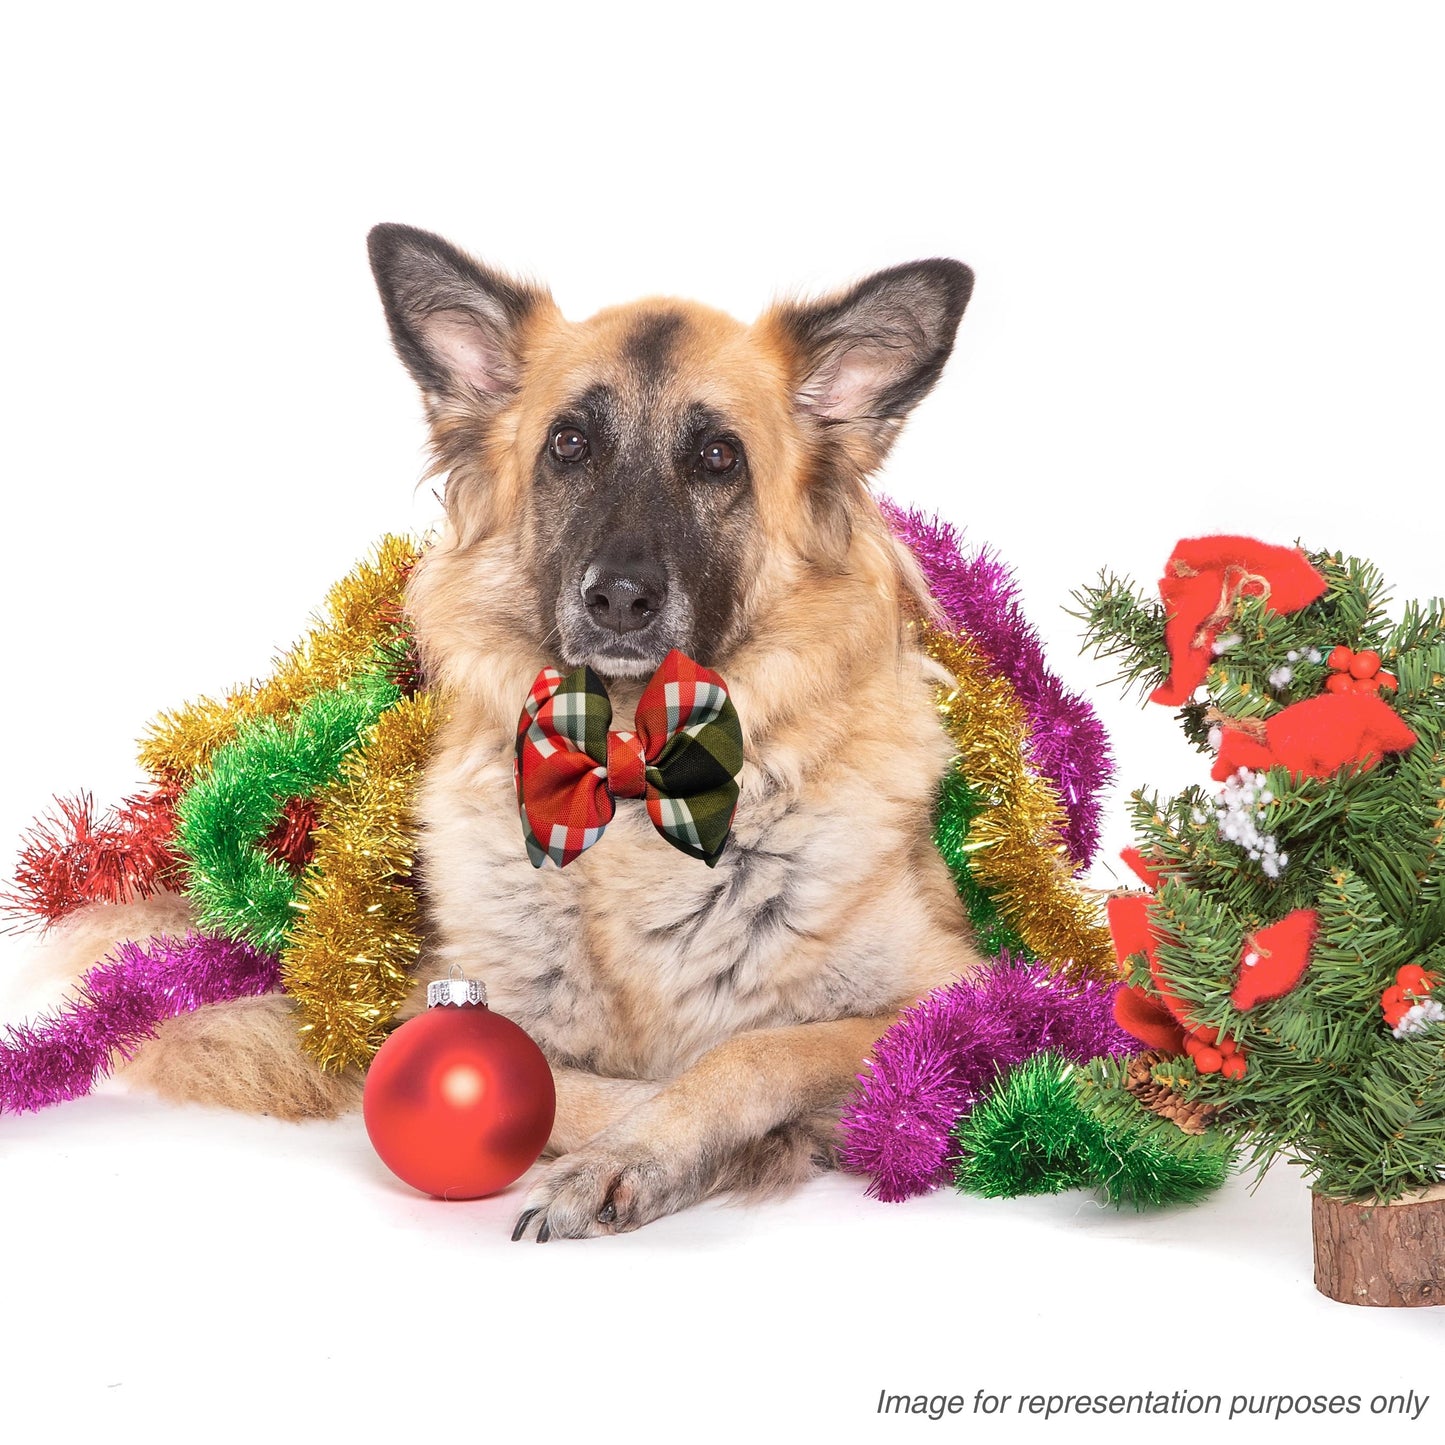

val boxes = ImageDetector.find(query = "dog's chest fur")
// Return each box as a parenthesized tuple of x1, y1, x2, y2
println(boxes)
(410, 672, 954, 1081)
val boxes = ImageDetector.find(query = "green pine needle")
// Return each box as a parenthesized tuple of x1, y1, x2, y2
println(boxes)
(1075, 539, 1445, 1201)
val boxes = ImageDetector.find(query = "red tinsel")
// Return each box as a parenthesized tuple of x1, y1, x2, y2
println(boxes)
(2, 785, 182, 930)
(262, 796, 320, 873)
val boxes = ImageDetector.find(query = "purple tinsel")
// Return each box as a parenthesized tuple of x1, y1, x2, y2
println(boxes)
(0, 932, 280, 1112)
(885, 500, 1114, 869)
(838, 955, 1136, 1202)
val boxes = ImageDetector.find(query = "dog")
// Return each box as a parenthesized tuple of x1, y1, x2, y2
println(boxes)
(50, 225, 983, 1238)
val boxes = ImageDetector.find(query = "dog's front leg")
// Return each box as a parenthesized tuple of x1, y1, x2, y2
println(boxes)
(513, 1014, 892, 1241)
(544, 1068, 663, 1156)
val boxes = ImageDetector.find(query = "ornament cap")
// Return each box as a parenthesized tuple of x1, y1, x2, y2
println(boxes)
(427, 965, 488, 1009)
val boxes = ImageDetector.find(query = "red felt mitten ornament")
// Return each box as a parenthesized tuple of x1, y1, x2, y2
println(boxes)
(363, 970, 556, 1199)
(1150, 537, 1327, 706)
(1230, 909, 1318, 1010)
(1212, 693, 1417, 782)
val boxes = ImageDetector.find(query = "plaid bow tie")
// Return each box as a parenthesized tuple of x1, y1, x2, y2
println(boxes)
(514, 650, 744, 868)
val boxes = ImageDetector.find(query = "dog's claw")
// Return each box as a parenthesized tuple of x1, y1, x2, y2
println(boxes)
(536, 1217, 552, 1243)
(511, 1208, 540, 1242)
(597, 1200, 617, 1224)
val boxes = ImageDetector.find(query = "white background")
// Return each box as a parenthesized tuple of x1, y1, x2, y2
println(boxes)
(2, 3, 1443, 1441)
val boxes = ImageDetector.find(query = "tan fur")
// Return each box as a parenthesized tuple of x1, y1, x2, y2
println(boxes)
(399, 288, 982, 1236)
(122, 993, 364, 1120)
(27, 892, 363, 1120)
(39, 245, 981, 1235)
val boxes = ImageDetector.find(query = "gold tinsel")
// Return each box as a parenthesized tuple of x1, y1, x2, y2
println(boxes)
(922, 623, 1114, 981)
(138, 535, 422, 780)
(280, 691, 440, 1071)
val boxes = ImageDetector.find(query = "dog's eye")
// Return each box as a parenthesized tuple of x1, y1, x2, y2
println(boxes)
(699, 439, 739, 476)
(550, 427, 590, 464)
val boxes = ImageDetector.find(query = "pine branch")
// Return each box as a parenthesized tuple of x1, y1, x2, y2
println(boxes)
(1068, 572, 1169, 702)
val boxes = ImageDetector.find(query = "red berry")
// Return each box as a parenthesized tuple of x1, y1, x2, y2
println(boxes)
(1218, 1037, 1238, 1056)
(1221, 1054, 1247, 1080)
(1184, 1035, 1206, 1058)
(1377, 670, 1399, 692)
(1325, 673, 1353, 695)
(1397, 964, 1434, 996)
(1328, 646, 1354, 671)
(1192, 1025, 1219, 1046)
(1349, 650, 1382, 679)
(1194, 1047, 1224, 1074)
(1382, 984, 1406, 1009)
(1384, 1005, 1410, 1028)
(1351, 675, 1382, 694)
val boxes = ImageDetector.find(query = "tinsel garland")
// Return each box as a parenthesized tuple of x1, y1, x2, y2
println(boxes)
(951, 1052, 1233, 1208)
(883, 502, 1114, 868)
(4, 515, 1114, 1117)
(176, 670, 401, 952)
(138, 535, 419, 781)
(282, 692, 439, 1071)
(839, 956, 1134, 1201)
(1, 785, 182, 929)
(925, 623, 1113, 980)
(933, 771, 1029, 958)
(0, 932, 279, 1112)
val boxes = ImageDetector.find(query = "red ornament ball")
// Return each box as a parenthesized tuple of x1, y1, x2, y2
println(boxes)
(363, 982, 556, 1200)
(1349, 649, 1381, 680)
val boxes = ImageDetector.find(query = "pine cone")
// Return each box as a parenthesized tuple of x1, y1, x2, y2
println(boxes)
(1124, 1050, 1220, 1136)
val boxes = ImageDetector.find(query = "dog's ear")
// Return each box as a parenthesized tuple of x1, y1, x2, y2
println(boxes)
(367, 223, 553, 407)
(764, 259, 973, 468)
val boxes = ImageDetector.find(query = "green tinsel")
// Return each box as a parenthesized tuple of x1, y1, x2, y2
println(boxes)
(952, 1054, 1233, 1209)
(933, 767, 1031, 958)
(176, 669, 401, 952)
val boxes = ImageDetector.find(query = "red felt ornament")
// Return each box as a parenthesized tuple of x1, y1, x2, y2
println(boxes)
(1121, 846, 1167, 891)
(1106, 891, 1161, 971)
(1150, 537, 1327, 706)
(1108, 877, 1197, 1050)
(363, 970, 556, 1200)
(1212, 693, 1417, 782)
(1113, 984, 1188, 1055)
(1230, 909, 1318, 1010)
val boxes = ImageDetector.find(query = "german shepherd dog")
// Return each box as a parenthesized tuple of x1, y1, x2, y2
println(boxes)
(52, 225, 983, 1239)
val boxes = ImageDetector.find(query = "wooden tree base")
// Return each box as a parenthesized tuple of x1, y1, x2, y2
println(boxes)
(1312, 1184, 1445, 1307)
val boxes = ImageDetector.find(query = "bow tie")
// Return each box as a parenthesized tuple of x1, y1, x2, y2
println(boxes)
(514, 649, 744, 869)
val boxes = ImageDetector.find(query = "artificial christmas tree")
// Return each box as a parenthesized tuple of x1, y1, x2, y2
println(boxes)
(1074, 536, 1445, 1306)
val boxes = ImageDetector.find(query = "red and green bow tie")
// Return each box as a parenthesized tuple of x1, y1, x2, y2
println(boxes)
(514, 649, 744, 869)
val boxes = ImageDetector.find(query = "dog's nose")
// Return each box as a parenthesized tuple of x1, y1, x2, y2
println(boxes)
(582, 566, 668, 635)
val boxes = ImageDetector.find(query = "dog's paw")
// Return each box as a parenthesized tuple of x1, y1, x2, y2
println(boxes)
(510, 1141, 693, 1241)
